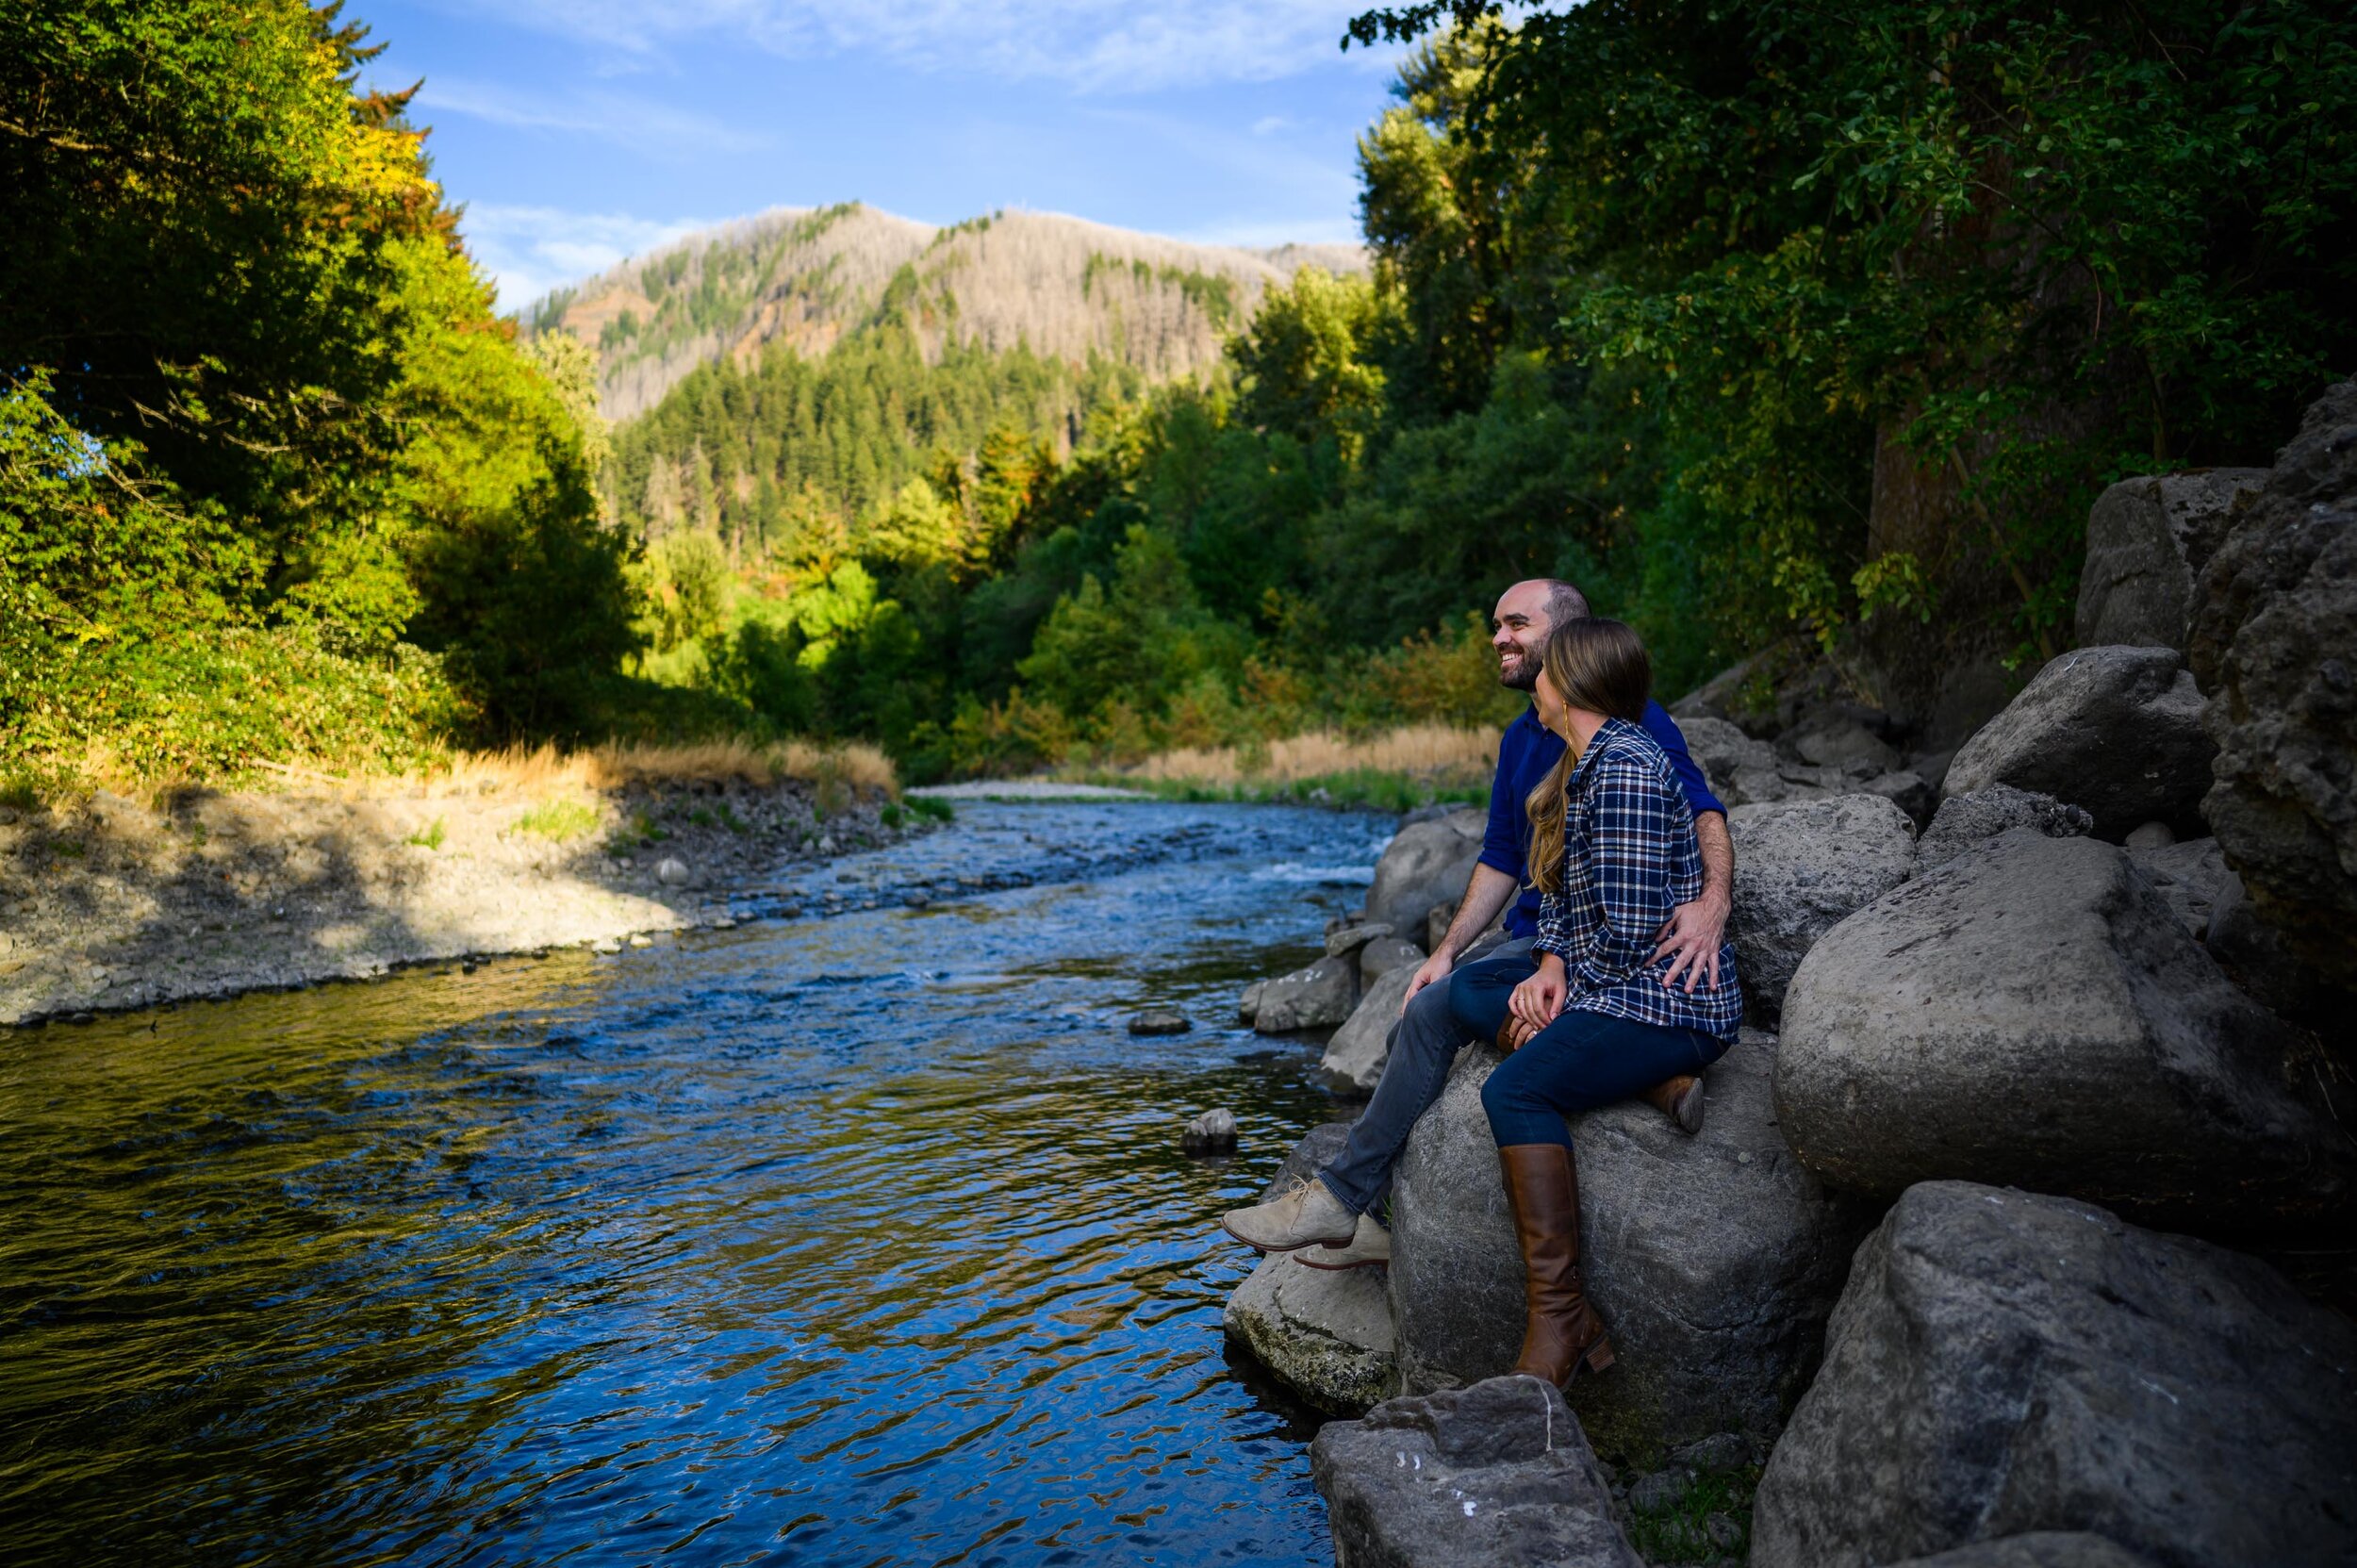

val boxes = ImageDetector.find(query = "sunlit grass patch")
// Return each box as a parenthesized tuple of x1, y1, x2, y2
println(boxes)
(425, 738, 898, 801)
(512, 799, 601, 842)
(404, 816, 447, 850)
(1063, 724, 1495, 811)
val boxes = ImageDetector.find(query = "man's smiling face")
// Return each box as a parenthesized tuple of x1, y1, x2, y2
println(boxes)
(1492, 580, 1556, 692)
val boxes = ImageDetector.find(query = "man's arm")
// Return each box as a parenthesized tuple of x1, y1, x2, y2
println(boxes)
(1402, 863, 1519, 1007)
(1655, 810, 1733, 992)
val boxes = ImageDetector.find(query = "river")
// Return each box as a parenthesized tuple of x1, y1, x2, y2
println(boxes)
(0, 801, 1393, 1567)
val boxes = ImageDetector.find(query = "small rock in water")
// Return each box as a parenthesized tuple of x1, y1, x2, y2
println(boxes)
(2125, 819, 2176, 850)
(1238, 980, 1265, 1024)
(816, 835, 836, 854)
(655, 857, 690, 886)
(1129, 1009, 1191, 1036)
(1180, 1108, 1238, 1153)
(627, 933, 653, 948)
(591, 937, 621, 955)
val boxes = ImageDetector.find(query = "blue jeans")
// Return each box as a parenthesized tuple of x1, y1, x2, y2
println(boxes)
(1445, 950, 1728, 1148)
(1315, 935, 1532, 1215)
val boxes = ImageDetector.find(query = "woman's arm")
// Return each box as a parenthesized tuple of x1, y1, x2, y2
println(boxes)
(1563, 753, 1680, 994)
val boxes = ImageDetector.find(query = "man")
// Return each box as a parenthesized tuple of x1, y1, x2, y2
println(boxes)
(1222, 578, 1733, 1266)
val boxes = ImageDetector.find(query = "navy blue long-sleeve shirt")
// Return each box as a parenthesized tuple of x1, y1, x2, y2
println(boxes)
(1480, 700, 1723, 941)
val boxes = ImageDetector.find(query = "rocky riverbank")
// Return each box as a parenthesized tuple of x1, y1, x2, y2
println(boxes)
(0, 769, 937, 1028)
(1225, 383, 2357, 1567)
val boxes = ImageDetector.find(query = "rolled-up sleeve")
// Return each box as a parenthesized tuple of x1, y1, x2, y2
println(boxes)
(1533, 887, 1572, 961)
(1564, 755, 1677, 997)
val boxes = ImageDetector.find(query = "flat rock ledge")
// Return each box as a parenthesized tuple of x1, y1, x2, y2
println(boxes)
(1312, 1377, 1642, 1568)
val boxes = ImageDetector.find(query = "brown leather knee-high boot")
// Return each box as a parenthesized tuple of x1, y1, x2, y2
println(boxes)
(1497, 1143, 1615, 1385)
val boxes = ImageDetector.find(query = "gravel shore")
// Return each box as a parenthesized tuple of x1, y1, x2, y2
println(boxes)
(0, 776, 931, 1027)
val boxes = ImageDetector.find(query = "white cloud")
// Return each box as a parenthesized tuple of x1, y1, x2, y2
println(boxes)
(414, 77, 773, 157)
(1251, 114, 1294, 136)
(437, 1, 1404, 93)
(458, 205, 710, 312)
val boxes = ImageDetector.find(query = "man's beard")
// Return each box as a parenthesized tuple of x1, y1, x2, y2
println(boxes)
(1498, 647, 1541, 692)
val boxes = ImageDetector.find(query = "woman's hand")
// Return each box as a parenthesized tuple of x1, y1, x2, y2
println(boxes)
(1509, 954, 1568, 1035)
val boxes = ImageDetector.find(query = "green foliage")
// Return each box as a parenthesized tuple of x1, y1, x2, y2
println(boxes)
(1354, 0, 2356, 683)
(513, 798, 600, 842)
(1, 0, 646, 789)
(405, 816, 447, 850)
(1228, 268, 1393, 461)
(1624, 1468, 1758, 1564)
(609, 310, 1139, 568)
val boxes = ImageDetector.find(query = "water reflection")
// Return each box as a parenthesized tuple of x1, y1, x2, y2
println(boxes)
(0, 803, 1389, 1566)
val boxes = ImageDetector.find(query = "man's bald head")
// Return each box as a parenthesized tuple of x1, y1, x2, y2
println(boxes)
(1491, 578, 1591, 691)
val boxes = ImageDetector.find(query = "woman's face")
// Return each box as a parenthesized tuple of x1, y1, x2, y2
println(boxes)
(1533, 664, 1566, 732)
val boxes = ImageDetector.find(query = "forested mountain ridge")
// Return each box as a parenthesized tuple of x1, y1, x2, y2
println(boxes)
(521, 203, 1366, 422)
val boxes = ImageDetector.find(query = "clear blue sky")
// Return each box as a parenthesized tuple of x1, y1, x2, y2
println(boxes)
(354, 1, 1413, 313)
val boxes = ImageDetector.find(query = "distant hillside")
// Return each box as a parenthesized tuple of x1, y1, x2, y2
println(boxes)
(520, 203, 1367, 423)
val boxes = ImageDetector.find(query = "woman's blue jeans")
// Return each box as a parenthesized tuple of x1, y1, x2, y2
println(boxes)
(1446, 951, 1729, 1148)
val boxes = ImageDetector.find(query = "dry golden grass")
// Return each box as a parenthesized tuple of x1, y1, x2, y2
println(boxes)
(426, 739, 898, 799)
(41, 738, 901, 812)
(1107, 724, 1497, 787)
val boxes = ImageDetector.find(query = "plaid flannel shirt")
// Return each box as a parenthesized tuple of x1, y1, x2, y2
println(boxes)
(1532, 717, 1742, 1042)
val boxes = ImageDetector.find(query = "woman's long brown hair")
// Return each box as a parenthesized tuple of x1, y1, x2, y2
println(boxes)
(1525, 618, 1653, 894)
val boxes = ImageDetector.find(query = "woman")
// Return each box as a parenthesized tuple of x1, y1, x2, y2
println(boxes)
(1446, 617, 1740, 1386)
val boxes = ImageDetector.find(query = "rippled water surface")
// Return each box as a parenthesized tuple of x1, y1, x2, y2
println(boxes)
(0, 802, 1392, 1567)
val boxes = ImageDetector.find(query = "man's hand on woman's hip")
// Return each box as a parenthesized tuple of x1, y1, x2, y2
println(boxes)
(1653, 889, 1730, 994)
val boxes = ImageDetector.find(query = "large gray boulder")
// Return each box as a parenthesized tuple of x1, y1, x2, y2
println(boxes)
(1683, 715, 1779, 797)
(1257, 1121, 1355, 1202)
(1943, 645, 2217, 839)
(1360, 934, 1425, 986)
(2127, 835, 2233, 940)
(1887, 1538, 2157, 1568)
(1224, 1254, 1395, 1412)
(1312, 1377, 1641, 1568)
(1365, 809, 1488, 940)
(2187, 380, 2357, 999)
(1726, 795, 1917, 1026)
(2077, 470, 2268, 652)
(1776, 829, 2349, 1233)
(1688, 714, 1850, 807)
(1751, 1182, 2357, 1568)
(1388, 1032, 1880, 1460)
(1322, 962, 1416, 1094)
(1252, 955, 1359, 1033)
(1917, 784, 2092, 870)
(1783, 709, 1900, 774)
